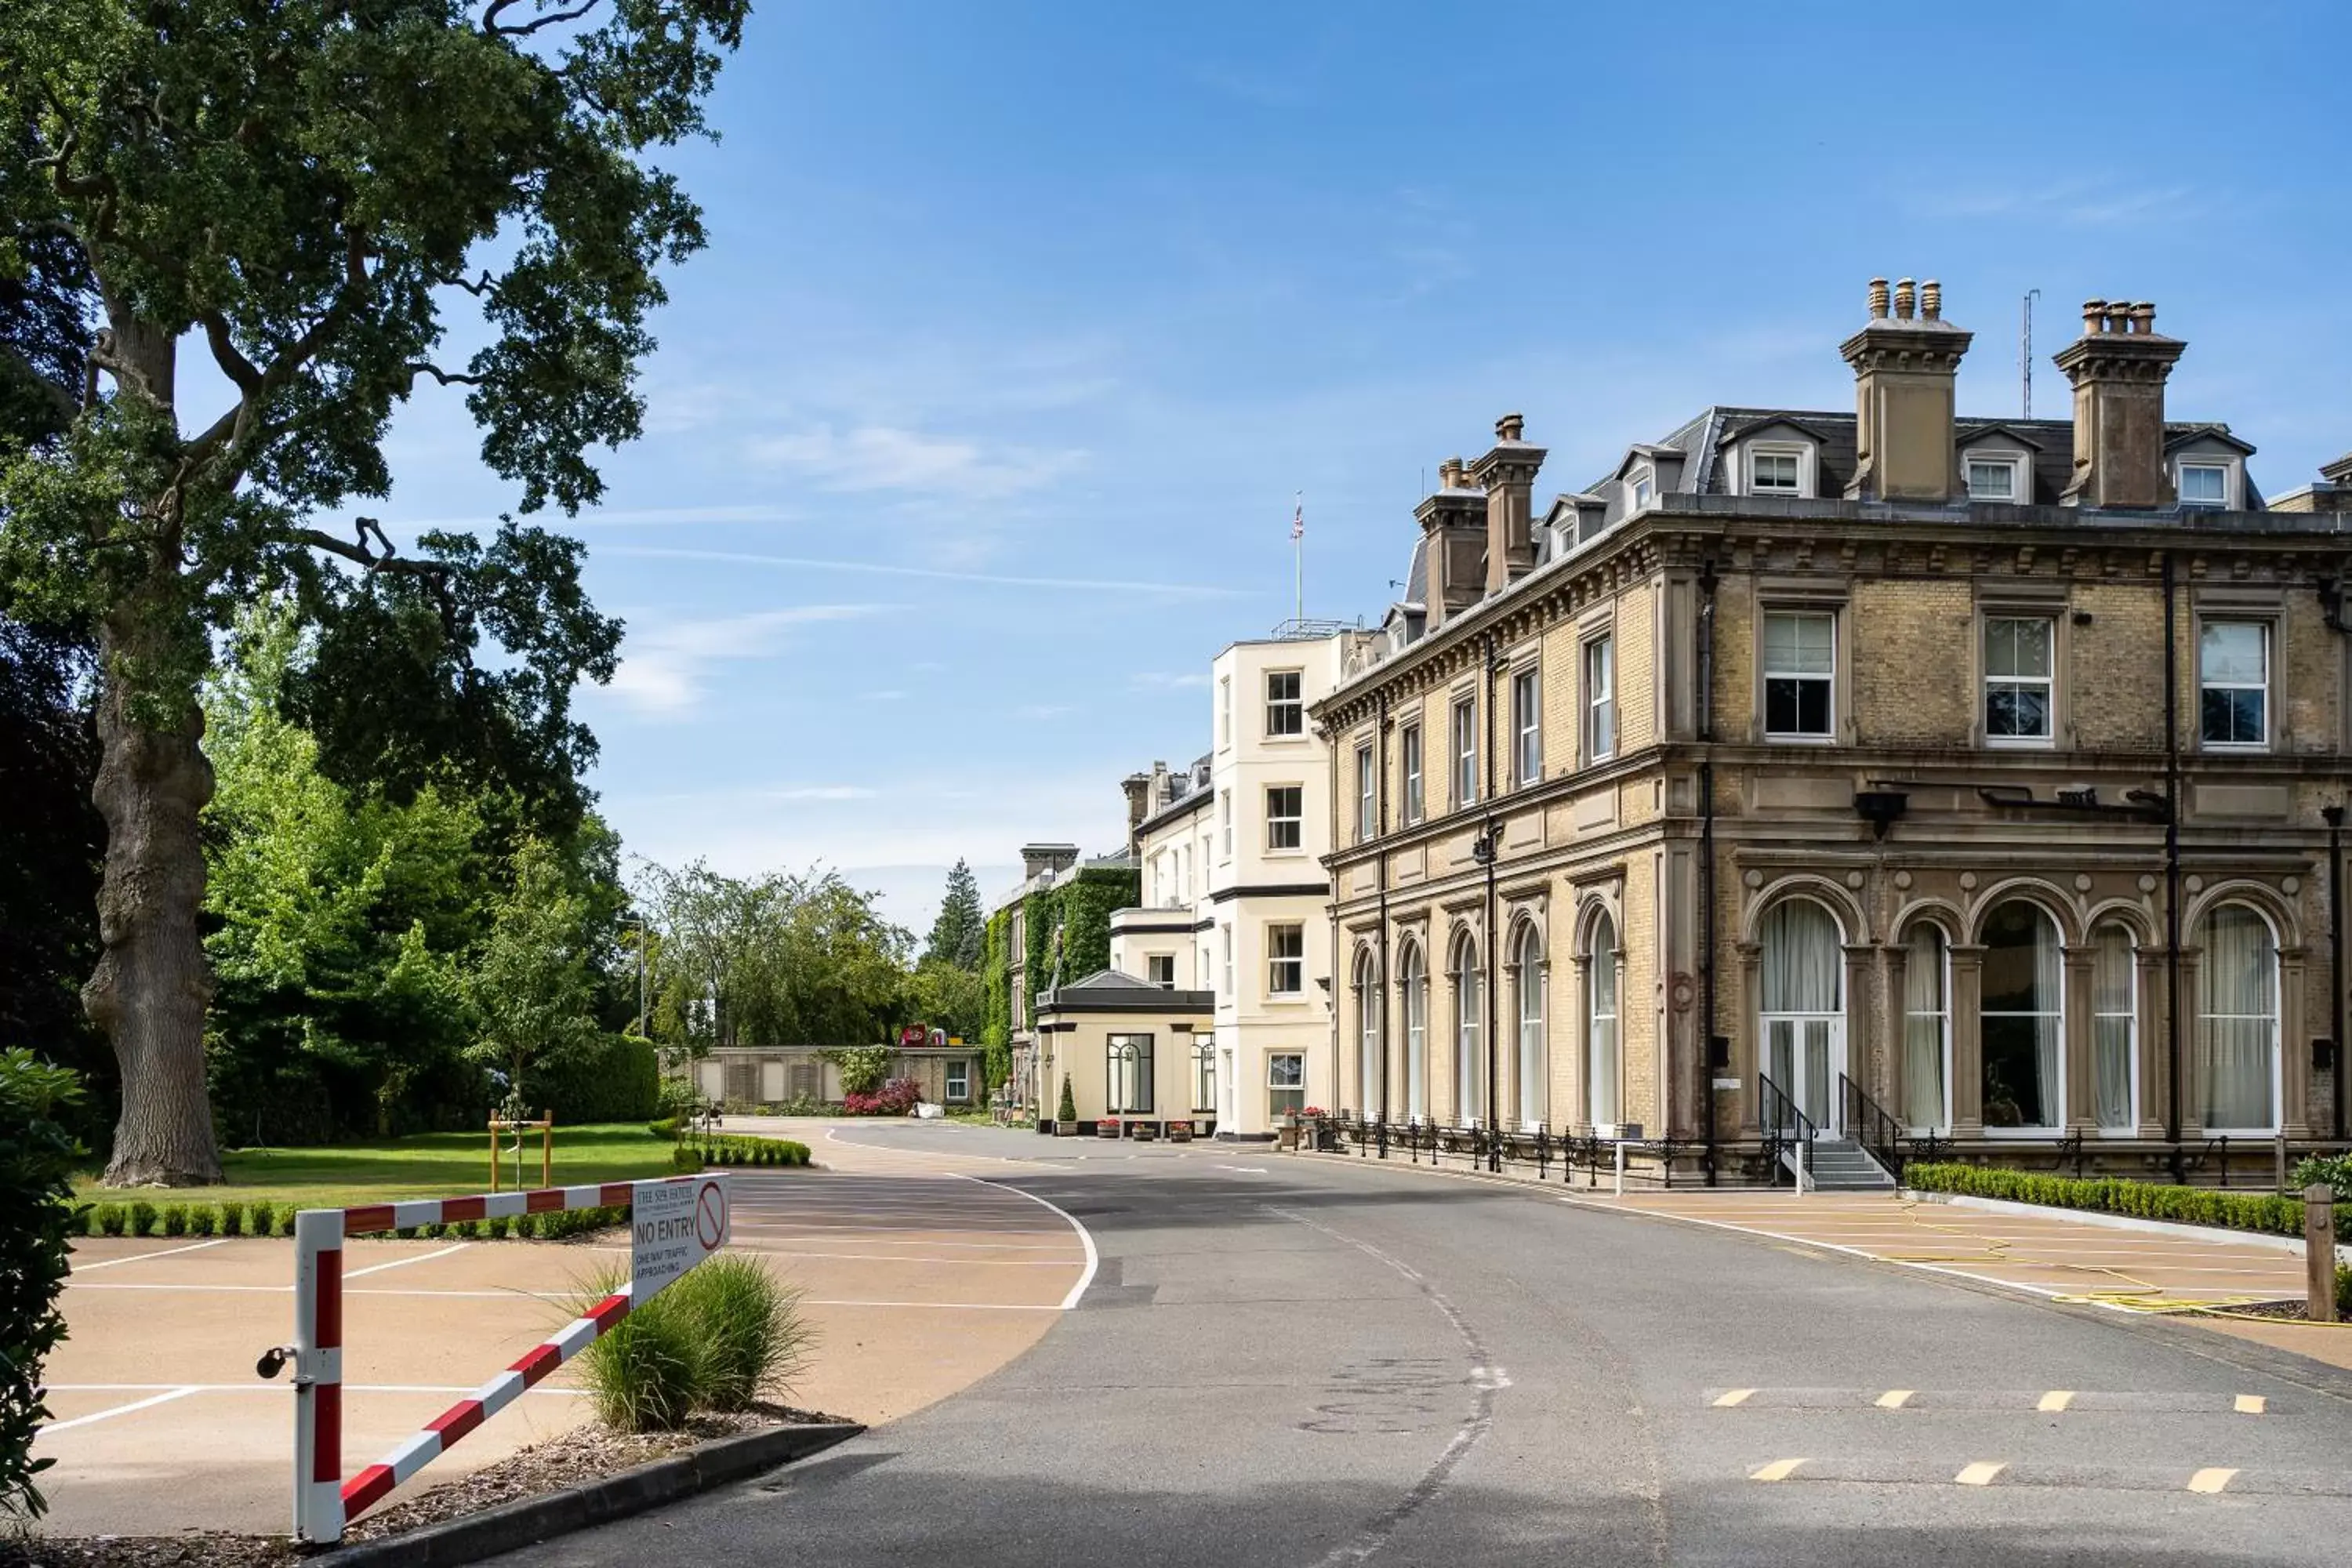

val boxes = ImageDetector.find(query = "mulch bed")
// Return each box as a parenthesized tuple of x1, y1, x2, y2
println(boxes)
(4, 1403, 844, 1568)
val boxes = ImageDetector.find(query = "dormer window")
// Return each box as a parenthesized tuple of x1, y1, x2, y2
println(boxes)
(1629, 466, 1656, 510)
(2179, 462, 2230, 509)
(1747, 447, 1804, 496)
(1965, 454, 2024, 502)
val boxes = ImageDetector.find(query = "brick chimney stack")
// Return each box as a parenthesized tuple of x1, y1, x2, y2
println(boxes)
(1472, 412, 1547, 593)
(1415, 456, 1486, 632)
(2053, 298, 2186, 510)
(1120, 771, 1153, 851)
(1839, 275, 1973, 503)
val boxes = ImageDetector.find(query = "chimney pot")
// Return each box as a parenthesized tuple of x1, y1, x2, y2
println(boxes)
(1894, 278, 1916, 319)
(1496, 412, 1525, 443)
(1921, 280, 1942, 321)
(2132, 300, 2156, 333)
(2082, 297, 2108, 334)
(1867, 277, 1890, 319)
(1839, 273, 1971, 503)
(2106, 302, 2132, 336)
(2053, 295, 2187, 509)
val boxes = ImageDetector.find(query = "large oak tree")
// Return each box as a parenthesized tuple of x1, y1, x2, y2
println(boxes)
(0, 0, 747, 1184)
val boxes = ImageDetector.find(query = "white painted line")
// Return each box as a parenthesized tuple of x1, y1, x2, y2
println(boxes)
(1955, 1461, 2006, 1486)
(958, 1174, 1098, 1311)
(45, 1383, 592, 1396)
(1750, 1457, 1806, 1482)
(799, 1298, 1062, 1312)
(1215, 1165, 1268, 1174)
(822, 1125, 1076, 1171)
(2037, 1390, 2075, 1413)
(1876, 1389, 1915, 1409)
(724, 1249, 1079, 1266)
(1713, 1388, 1755, 1407)
(2187, 1467, 2238, 1494)
(42, 1387, 199, 1432)
(347, 1242, 467, 1279)
(2235, 1394, 2266, 1415)
(70, 1238, 231, 1272)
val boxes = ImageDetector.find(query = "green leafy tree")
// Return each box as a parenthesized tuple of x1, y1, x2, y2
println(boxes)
(467, 837, 601, 1115)
(819, 1044, 893, 1097)
(0, 1049, 83, 1519)
(907, 956, 984, 1044)
(922, 858, 985, 971)
(0, 0, 746, 1184)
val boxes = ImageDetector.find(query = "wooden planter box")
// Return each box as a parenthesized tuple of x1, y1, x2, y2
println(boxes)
(1167, 1121, 1194, 1142)
(1096, 1119, 1122, 1139)
(1054, 1120, 1080, 1137)
(1132, 1122, 1159, 1142)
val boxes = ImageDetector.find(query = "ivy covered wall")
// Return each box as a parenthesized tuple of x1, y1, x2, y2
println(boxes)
(981, 908, 1011, 1089)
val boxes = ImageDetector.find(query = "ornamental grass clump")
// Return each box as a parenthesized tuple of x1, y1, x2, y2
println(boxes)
(571, 1266, 706, 1434)
(668, 1256, 811, 1413)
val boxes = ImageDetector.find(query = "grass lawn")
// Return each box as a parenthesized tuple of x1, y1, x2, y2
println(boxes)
(73, 1123, 681, 1213)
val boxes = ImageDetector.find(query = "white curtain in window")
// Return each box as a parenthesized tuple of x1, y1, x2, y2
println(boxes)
(1515, 926, 1545, 1128)
(1587, 913, 1619, 1127)
(2031, 913, 2061, 1125)
(1403, 946, 1427, 1120)
(2200, 905, 2278, 1131)
(1454, 940, 1483, 1123)
(2091, 926, 2136, 1131)
(1903, 924, 1947, 1129)
(1356, 952, 1381, 1116)
(1761, 901, 1841, 1014)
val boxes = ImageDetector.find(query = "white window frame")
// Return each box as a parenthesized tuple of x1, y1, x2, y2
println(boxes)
(1356, 743, 1377, 843)
(1983, 615, 2056, 746)
(1762, 609, 1837, 742)
(2196, 904, 2281, 1137)
(1401, 723, 1424, 824)
(1452, 936, 1483, 1127)
(1192, 1037, 1217, 1113)
(1964, 452, 2026, 503)
(1265, 784, 1303, 852)
(2198, 619, 2270, 751)
(1267, 923, 1304, 996)
(1220, 789, 1233, 858)
(1265, 669, 1304, 739)
(1220, 926, 1234, 999)
(1106, 1033, 1154, 1116)
(1744, 442, 1810, 499)
(1628, 465, 1656, 510)
(1511, 666, 1541, 788)
(1450, 696, 1479, 810)
(2176, 459, 2236, 510)
(1218, 675, 1232, 750)
(1146, 953, 1176, 990)
(1267, 1052, 1306, 1120)
(1584, 634, 1616, 764)
(946, 1061, 970, 1102)
(2089, 924, 2138, 1136)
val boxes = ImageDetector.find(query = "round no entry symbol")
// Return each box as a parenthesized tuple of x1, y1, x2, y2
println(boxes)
(695, 1180, 728, 1250)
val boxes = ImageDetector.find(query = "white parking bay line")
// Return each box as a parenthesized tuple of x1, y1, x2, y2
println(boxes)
(43, 1387, 200, 1432)
(71, 1238, 231, 1272)
(347, 1242, 466, 1279)
(1214, 1164, 1268, 1174)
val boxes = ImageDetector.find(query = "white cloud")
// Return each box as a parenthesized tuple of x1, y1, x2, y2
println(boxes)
(744, 423, 1085, 501)
(606, 604, 890, 718)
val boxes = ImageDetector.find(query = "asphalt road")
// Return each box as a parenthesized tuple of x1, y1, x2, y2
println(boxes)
(506, 1124, 2352, 1567)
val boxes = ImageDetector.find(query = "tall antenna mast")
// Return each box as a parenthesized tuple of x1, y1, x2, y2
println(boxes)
(2021, 289, 2040, 419)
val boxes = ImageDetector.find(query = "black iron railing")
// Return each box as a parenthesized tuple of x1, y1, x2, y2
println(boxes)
(1758, 1072, 1816, 1189)
(1838, 1071, 1906, 1183)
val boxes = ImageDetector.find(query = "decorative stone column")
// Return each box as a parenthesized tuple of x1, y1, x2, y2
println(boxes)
(1567, 950, 1590, 1132)
(2135, 946, 2166, 1140)
(2063, 944, 2097, 1136)
(1735, 940, 1762, 1137)
(1882, 939, 1912, 1121)
(1842, 943, 1878, 1130)
(1950, 944, 1987, 1136)
(2280, 945, 2310, 1139)
(2178, 944, 2205, 1140)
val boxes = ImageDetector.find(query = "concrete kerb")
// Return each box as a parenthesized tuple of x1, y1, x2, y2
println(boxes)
(311, 1421, 865, 1568)
(1911, 1189, 2352, 1265)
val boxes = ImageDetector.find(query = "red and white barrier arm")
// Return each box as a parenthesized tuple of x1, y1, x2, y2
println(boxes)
(291, 1178, 690, 1544)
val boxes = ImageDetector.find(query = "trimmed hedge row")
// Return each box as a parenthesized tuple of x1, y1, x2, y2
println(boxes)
(1906, 1162, 2304, 1237)
(674, 1136, 811, 1171)
(68, 1200, 630, 1241)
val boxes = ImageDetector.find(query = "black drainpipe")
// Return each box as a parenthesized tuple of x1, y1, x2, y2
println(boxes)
(2164, 552, 2184, 1182)
(1483, 630, 1501, 1172)
(1377, 691, 1392, 1153)
(1698, 560, 1720, 1186)
(2326, 801, 2347, 1142)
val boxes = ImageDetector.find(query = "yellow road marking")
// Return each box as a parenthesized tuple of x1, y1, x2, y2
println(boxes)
(1875, 1389, 1915, 1408)
(2234, 1395, 2265, 1415)
(1713, 1388, 1755, 1407)
(1750, 1457, 1806, 1482)
(1955, 1461, 2006, 1486)
(2187, 1468, 2238, 1494)
(2035, 1390, 2074, 1412)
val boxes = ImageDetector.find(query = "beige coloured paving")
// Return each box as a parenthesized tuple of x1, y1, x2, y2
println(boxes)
(1563, 1189, 2313, 1311)
(38, 1136, 1088, 1539)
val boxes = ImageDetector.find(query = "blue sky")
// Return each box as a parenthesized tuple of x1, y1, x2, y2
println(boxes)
(356, 0, 2352, 933)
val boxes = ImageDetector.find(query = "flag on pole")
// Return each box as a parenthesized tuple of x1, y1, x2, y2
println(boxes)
(1291, 492, 1304, 542)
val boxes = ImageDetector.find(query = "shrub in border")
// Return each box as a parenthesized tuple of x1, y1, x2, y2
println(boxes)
(0, 1050, 85, 1519)
(1907, 1162, 2303, 1237)
(187, 1207, 216, 1237)
(96, 1205, 125, 1238)
(129, 1201, 157, 1237)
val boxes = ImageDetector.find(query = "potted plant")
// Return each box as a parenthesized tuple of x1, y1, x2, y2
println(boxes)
(1097, 1115, 1122, 1139)
(1168, 1120, 1194, 1143)
(1055, 1074, 1080, 1136)
(1133, 1120, 1158, 1142)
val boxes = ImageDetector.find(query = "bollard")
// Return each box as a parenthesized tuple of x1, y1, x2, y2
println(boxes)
(2307, 1184, 2339, 1324)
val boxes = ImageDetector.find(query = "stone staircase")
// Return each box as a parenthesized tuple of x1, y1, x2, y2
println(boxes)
(1788, 1136, 1896, 1192)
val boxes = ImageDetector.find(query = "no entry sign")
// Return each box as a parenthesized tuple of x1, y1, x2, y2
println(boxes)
(631, 1174, 731, 1300)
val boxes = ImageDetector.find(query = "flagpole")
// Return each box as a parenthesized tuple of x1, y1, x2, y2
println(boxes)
(1293, 490, 1304, 627)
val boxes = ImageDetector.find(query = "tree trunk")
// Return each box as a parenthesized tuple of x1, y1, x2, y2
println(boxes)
(84, 611, 222, 1186)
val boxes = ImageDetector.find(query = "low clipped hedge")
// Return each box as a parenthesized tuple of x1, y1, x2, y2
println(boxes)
(1906, 1162, 2303, 1237)
(674, 1135, 811, 1171)
(67, 1200, 631, 1242)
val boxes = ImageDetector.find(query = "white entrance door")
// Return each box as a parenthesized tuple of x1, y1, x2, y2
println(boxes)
(1762, 1013, 1842, 1134)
